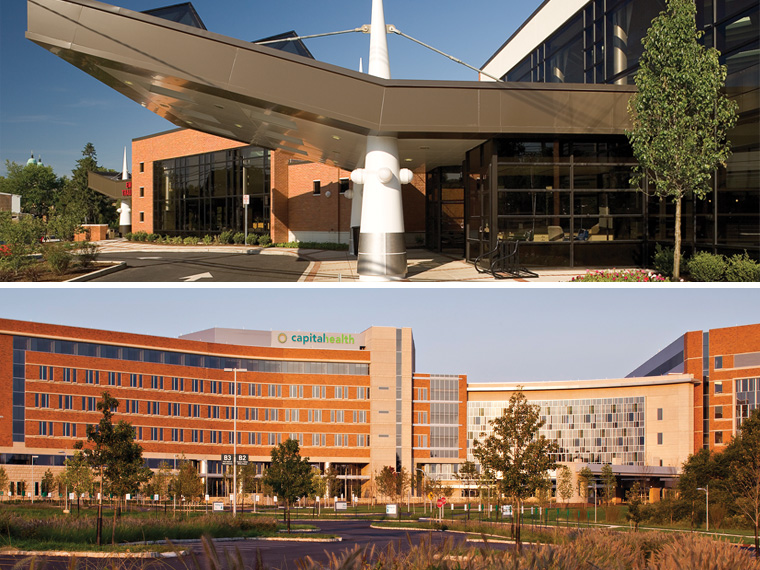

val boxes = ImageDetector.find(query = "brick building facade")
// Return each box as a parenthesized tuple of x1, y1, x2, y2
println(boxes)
(129, 128, 427, 246)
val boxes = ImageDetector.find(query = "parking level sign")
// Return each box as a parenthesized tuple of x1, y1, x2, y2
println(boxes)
(221, 454, 233, 465)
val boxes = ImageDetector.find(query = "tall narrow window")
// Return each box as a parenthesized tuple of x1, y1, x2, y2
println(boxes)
(312, 180, 321, 195)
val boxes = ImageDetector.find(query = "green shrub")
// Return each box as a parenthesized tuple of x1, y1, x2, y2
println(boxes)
(131, 231, 148, 242)
(246, 233, 259, 245)
(258, 234, 272, 247)
(184, 236, 200, 245)
(687, 251, 726, 282)
(43, 244, 73, 275)
(146, 233, 158, 242)
(76, 242, 99, 268)
(652, 244, 686, 278)
(725, 252, 760, 282)
(233, 232, 245, 244)
(170, 236, 183, 245)
(202, 235, 214, 245)
(124, 232, 133, 241)
(219, 230, 235, 244)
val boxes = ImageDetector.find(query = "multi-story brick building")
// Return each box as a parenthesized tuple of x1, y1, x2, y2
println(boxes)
(2, 319, 758, 501)
(0, 318, 465, 499)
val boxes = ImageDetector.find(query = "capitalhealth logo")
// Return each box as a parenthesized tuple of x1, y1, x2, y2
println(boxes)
(277, 332, 355, 346)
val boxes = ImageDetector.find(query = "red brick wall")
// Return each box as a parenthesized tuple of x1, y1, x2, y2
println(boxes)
(1, 319, 371, 460)
(131, 129, 248, 234)
(131, 130, 427, 242)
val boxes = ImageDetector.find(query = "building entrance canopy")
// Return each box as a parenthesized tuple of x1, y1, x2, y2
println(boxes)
(27, 0, 635, 171)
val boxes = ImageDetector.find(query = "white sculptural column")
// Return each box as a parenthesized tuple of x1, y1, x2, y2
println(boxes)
(118, 146, 132, 236)
(352, 0, 412, 281)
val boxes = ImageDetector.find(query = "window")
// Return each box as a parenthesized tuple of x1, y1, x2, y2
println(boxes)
(268, 384, 281, 397)
(139, 212, 144, 222)
(62, 423, 75, 437)
(657, 408, 663, 421)
(139, 162, 144, 173)
(339, 178, 350, 194)
(83, 396, 96, 411)
(357, 387, 369, 399)
(715, 356, 723, 369)
(715, 431, 724, 445)
(85, 370, 98, 384)
(59, 395, 73, 410)
(35, 393, 50, 408)
(171, 428, 183, 442)
(715, 406, 723, 419)
(415, 388, 428, 401)
(171, 377, 182, 391)
(312, 180, 321, 195)
(130, 374, 141, 388)
(289, 385, 303, 398)
(312, 385, 326, 399)
(139, 187, 145, 197)
(151, 376, 162, 389)
(308, 409, 322, 422)
(39, 421, 53, 436)
(354, 410, 367, 423)
(657, 433, 663, 445)
(39, 366, 52, 380)
(714, 381, 723, 394)
(415, 411, 428, 424)
(209, 405, 220, 419)
(62, 368, 75, 382)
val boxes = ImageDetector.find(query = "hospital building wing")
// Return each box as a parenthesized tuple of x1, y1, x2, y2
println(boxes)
(1, 319, 760, 502)
(29, 0, 757, 271)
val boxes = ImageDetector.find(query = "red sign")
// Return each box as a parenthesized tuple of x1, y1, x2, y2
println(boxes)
(437, 497, 446, 508)
(123, 181, 132, 197)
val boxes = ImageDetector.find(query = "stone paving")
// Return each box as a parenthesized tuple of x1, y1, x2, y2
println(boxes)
(91, 240, 605, 283)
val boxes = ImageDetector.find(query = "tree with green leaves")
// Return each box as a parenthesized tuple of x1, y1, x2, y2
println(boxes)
(263, 438, 315, 533)
(146, 461, 173, 502)
(626, 0, 737, 279)
(173, 459, 203, 510)
(557, 466, 573, 504)
(0, 160, 63, 218)
(0, 212, 46, 276)
(626, 481, 645, 532)
(601, 464, 617, 507)
(472, 390, 558, 549)
(577, 466, 594, 504)
(726, 409, 760, 557)
(57, 143, 117, 226)
(323, 465, 339, 499)
(59, 451, 94, 515)
(40, 469, 55, 499)
(454, 460, 480, 499)
(375, 466, 405, 502)
(0, 467, 8, 501)
(74, 392, 151, 545)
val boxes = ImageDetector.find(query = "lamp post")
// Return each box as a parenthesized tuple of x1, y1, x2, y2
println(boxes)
(697, 485, 709, 531)
(415, 468, 426, 513)
(31, 455, 38, 503)
(224, 368, 246, 517)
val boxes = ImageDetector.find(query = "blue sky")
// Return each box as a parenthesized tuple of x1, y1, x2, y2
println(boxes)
(1, 287, 756, 383)
(1, 0, 543, 178)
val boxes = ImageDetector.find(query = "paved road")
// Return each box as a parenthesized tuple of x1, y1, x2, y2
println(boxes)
(0, 520, 507, 570)
(91, 252, 311, 282)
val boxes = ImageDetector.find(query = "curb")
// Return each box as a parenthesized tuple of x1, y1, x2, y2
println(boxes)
(65, 262, 126, 282)
(2, 549, 185, 559)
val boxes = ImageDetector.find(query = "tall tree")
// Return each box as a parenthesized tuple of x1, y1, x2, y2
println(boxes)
(40, 469, 56, 498)
(57, 143, 118, 226)
(74, 392, 151, 545)
(577, 466, 594, 504)
(626, 481, 645, 532)
(626, 0, 737, 279)
(726, 409, 760, 557)
(59, 451, 94, 515)
(173, 459, 203, 510)
(601, 464, 617, 507)
(262, 438, 315, 533)
(0, 467, 8, 501)
(0, 160, 63, 218)
(472, 390, 558, 549)
(454, 460, 480, 500)
(557, 466, 573, 504)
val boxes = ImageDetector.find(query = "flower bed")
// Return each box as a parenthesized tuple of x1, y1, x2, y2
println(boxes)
(571, 269, 668, 283)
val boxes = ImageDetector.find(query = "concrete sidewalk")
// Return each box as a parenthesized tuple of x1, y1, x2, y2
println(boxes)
(91, 240, 597, 283)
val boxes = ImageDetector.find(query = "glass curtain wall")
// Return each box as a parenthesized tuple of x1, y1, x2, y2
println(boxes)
(503, 0, 759, 261)
(466, 137, 644, 268)
(426, 166, 465, 254)
(154, 146, 270, 237)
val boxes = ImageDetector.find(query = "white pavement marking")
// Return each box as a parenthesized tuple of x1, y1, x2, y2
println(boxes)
(180, 272, 214, 282)
(137, 257, 163, 260)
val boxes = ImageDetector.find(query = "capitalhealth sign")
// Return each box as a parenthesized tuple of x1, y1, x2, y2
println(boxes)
(273, 331, 359, 349)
